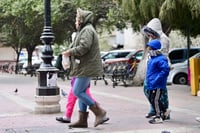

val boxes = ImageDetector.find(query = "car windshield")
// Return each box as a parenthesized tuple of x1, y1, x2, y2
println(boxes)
(102, 50, 134, 60)
(126, 50, 144, 60)
(191, 52, 200, 58)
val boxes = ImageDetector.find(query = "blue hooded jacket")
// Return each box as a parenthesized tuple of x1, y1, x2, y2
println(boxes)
(146, 40, 170, 90)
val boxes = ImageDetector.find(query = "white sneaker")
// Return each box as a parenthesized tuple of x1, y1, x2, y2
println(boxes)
(149, 116, 163, 124)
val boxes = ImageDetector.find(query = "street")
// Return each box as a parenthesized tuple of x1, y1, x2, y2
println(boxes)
(0, 73, 200, 133)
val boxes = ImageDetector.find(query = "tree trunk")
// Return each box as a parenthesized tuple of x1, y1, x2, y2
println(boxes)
(132, 35, 148, 86)
(14, 46, 22, 74)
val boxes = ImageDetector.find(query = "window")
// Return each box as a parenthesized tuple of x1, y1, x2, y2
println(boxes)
(135, 51, 144, 60)
(169, 48, 200, 64)
(169, 50, 184, 60)
(188, 49, 200, 57)
(102, 51, 132, 61)
(115, 52, 130, 58)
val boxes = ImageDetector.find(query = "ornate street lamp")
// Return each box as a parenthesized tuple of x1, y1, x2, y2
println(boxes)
(35, 0, 60, 114)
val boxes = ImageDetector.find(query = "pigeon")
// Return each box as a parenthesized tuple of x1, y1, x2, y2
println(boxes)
(14, 88, 18, 94)
(161, 131, 170, 133)
(61, 89, 67, 97)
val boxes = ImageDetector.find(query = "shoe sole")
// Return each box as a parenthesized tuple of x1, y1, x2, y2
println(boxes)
(149, 118, 163, 124)
(100, 117, 110, 124)
(149, 121, 163, 124)
(146, 115, 156, 119)
(56, 118, 71, 123)
(145, 113, 156, 119)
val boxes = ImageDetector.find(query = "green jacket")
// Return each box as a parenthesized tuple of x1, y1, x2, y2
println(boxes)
(68, 9, 103, 77)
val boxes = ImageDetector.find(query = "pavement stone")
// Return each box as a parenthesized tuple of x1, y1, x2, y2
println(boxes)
(0, 72, 200, 133)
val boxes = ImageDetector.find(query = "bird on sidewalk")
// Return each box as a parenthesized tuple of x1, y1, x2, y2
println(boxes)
(14, 88, 18, 94)
(61, 89, 67, 97)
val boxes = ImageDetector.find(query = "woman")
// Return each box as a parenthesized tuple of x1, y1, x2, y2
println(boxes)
(142, 18, 170, 120)
(62, 8, 108, 128)
(55, 77, 109, 124)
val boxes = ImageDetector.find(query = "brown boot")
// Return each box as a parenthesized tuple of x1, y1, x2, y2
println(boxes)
(89, 102, 107, 127)
(68, 111, 88, 128)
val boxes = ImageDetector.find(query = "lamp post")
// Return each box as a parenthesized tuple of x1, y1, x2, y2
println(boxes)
(35, 0, 60, 114)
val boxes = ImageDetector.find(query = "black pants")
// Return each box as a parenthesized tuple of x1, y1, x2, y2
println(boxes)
(148, 89, 166, 117)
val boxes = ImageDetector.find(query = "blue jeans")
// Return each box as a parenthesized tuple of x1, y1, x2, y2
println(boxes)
(143, 80, 169, 114)
(73, 77, 95, 112)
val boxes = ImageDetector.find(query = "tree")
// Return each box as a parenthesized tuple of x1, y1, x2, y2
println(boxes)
(68, 0, 115, 33)
(0, 0, 116, 71)
(0, 13, 28, 73)
(0, 0, 43, 71)
(0, 0, 72, 71)
(160, 0, 200, 37)
(112, 0, 200, 85)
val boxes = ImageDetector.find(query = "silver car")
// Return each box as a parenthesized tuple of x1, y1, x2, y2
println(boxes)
(101, 49, 136, 63)
(167, 60, 188, 85)
(167, 52, 200, 85)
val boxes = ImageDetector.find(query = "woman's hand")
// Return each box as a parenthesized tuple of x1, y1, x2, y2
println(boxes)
(62, 50, 70, 57)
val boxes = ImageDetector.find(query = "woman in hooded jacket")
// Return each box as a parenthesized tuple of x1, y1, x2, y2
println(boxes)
(142, 18, 171, 120)
(62, 8, 108, 128)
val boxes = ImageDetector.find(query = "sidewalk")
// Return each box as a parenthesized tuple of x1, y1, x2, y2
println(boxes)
(0, 73, 200, 133)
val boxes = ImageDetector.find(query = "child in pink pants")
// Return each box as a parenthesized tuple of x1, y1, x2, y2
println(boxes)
(56, 77, 109, 123)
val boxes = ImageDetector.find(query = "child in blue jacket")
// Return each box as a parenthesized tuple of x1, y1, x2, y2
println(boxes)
(146, 39, 170, 124)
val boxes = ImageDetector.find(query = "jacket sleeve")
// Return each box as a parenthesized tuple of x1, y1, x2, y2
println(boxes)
(160, 34, 170, 56)
(152, 58, 169, 85)
(69, 26, 94, 57)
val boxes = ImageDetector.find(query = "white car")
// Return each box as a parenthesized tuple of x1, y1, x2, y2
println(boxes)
(100, 51, 108, 58)
(101, 49, 136, 63)
(167, 52, 200, 85)
(22, 56, 42, 69)
(167, 60, 188, 85)
(169, 47, 200, 64)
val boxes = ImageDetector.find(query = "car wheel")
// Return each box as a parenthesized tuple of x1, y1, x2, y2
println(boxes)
(173, 73, 188, 85)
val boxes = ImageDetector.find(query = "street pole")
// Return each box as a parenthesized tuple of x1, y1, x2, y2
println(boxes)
(35, 0, 60, 114)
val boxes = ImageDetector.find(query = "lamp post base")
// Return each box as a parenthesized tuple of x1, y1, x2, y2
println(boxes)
(35, 95, 61, 114)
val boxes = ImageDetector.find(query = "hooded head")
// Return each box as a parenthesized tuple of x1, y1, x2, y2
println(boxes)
(147, 39, 161, 50)
(142, 26, 160, 38)
(142, 18, 164, 39)
(146, 18, 163, 35)
(142, 18, 169, 56)
(76, 8, 94, 30)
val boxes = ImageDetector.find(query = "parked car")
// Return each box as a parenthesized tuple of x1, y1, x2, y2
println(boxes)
(167, 52, 200, 85)
(168, 47, 200, 64)
(22, 57, 42, 69)
(167, 60, 188, 85)
(100, 51, 108, 58)
(20, 56, 42, 75)
(103, 50, 143, 87)
(101, 49, 136, 63)
(104, 49, 143, 65)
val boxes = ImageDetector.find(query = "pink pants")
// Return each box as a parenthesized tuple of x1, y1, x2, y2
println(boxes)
(65, 87, 95, 118)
